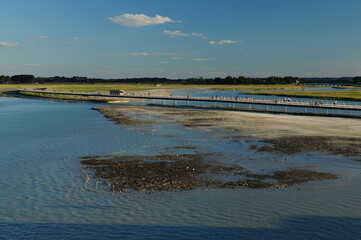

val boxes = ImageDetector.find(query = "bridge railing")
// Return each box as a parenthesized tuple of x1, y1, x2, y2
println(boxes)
(17, 88, 361, 113)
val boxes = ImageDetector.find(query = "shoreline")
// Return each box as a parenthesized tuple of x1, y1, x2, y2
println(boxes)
(93, 105, 361, 141)
(82, 105, 361, 192)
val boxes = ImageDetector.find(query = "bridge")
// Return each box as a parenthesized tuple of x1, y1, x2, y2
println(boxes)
(18, 88, 361, 118)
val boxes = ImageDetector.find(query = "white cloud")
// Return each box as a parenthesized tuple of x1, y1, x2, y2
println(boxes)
(131, 52, 151, 56)
(24, 64, 40, 67)
(32, 36, 50, 39)
(131, 52, 186, 56)
(158, 61, 168, 64)
(191, 33, 205, 38)
(73, 37, 81, 40)
(163, 30, 189, 37)
(209, 40, 239, 45)
(193, 58, 215, 61)
(0, 42, 20, 47)
(163, 30, 206, 38)
(108, 13, 175, 27)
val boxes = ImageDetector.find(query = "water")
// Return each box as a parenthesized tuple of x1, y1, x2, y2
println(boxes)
(170, 89, 361, 117)
(174, 88, 361, 105)
(1, 96, 361, 239)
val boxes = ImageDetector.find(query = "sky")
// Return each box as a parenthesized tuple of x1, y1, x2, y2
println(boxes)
(1, 0, 361, 79)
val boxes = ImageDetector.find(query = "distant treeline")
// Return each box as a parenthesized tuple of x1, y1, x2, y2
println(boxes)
(186, 76, 301, 85)
(0, 74, 359, 85)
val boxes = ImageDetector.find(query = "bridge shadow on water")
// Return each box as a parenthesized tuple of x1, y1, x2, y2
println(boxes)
(1, 216, 361, 240)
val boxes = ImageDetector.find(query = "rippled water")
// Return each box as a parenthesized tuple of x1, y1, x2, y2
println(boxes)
(1, 96, 361, 239)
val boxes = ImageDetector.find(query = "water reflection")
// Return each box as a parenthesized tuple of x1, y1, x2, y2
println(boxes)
(2, 216, 361, 240)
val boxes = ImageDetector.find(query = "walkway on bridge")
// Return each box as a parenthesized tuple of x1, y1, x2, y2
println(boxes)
(18, 88, 361, 118)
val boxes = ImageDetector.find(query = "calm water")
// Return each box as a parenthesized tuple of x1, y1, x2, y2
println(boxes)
(171, 89, 361, 117)
(1, 96, 361, 240)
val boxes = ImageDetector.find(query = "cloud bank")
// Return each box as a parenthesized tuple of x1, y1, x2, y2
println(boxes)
(0, 42, 20, 47)
(109, 13, 174, 27)
(193, 58, 215, 61)
(208, 40, 239, 45)
(131, 52, 185, 56)
(24, 64, 40, 67)
(163, 30, 189, 37)
(163, 30, 206, 38)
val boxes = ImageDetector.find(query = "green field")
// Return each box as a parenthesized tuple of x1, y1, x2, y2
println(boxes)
(331, 86, 360, 89)
(1, 83, 311, 93)
(245, 90, 361, 101)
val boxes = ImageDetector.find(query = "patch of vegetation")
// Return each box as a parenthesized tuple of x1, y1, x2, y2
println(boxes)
(332, 86, 360, 89)
(18, 91, 110, 102)
(209, 84, 310, 91)
(2, 83, 319, 93)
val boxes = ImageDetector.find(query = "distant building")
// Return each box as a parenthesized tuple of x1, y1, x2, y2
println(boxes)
(109, 90, 126, 95)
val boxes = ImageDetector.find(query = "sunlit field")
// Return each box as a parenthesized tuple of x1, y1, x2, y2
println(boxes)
(1, 83, 310, 93)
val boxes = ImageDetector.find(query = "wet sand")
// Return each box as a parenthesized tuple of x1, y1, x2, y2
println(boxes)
(78, 105, 361, 192)
(93, 105, 361, 157)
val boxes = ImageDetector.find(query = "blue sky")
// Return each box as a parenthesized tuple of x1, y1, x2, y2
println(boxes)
(1, 0, 361, 79)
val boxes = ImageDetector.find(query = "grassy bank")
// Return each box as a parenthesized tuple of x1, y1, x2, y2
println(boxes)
(244, 90, 361, 101)
(331, 85, 360, 89)
(1, 83, 311, 93)
(17, 91, 109, 102)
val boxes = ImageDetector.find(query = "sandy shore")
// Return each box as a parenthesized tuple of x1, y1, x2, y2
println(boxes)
(93, 105, 361, 138)
(94, 105, 361, 158)
(80, 105, 360, 192)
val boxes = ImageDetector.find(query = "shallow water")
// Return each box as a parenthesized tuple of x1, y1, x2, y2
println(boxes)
(1, 96, 361, 239)
(170, 89, 361, 117)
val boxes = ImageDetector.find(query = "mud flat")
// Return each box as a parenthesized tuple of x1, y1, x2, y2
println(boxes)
(77, 105, 359, 192)
(255, 136, 361, 156)
(81, 154, 337, 192)
(93, 105, 361, 158)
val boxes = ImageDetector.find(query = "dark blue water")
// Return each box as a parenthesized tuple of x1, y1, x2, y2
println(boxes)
(1, 96, 361, 239)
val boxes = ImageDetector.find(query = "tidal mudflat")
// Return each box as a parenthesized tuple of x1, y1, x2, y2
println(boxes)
(82, 105, 361, 192)
(81, 153, 336, 192)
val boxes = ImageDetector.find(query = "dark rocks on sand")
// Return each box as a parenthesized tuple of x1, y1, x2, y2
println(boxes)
(81, 153, 337, 193)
